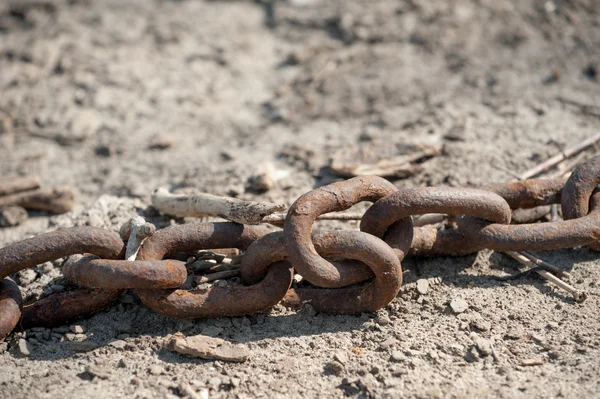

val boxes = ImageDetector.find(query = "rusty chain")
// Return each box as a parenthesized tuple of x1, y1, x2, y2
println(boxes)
(1, 155, 600, 340)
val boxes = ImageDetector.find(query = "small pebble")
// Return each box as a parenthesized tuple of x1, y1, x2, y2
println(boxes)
(18, 339, 32, 357)
(390, 351, 406, 363)
(416, 279, 429, 295)
(149, 365, 165, 375)
(450, 298, 469, 314)
(70, 325, 86, 334)
(334, 351, 348, 364)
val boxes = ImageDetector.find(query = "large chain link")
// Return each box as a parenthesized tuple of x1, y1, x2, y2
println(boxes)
(2, 156, 600, 339)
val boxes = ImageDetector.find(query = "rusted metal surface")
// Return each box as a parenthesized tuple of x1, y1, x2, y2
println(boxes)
(136, 222, 291, 318)
(21, 289, 121, 329)
(284, 176, 396, 288)
(240, 231, 373, 287)
(136, 261, 293, 318)
(63, 256, 187, 289)
(137, 222, 273, 261)
(281, 230, 404, 314)
(458, 194, 600, 251)
(484, 178, 565, 209)
(0, 226, 125, 280)
(0, 227, 124, 337)
(384, 222, 482, 257)
(561, 155, 600, 219)
(360, 187, 511, 239)
(0, 278, 22, 340)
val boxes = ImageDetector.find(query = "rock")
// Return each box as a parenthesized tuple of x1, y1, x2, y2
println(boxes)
(148, 365, 164, 375)
(167, 333, 251, 362)
(0, 206, 28, 227)
(108, 339, 127, 349)
(449, 298, 468, 314)
(71, 341, 98, 352)
(471, 334, 493, 356)
(416, 279, 429, 295)
(334, 351, 348, 365)
(390, 351, 406, 363)
(18, 339, 32, 357)
(69, 325, 86, 334)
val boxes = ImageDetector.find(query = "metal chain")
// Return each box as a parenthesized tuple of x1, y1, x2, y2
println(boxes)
(1, 156, 600, 339)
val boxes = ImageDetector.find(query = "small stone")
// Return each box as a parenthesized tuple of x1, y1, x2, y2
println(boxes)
(450, 298, 468, 314)
(18, 339, 32, 357)
(325, 361, 344, 376)
(471, 334, 493, 356)
(70, 341, 98, 352)
(416, 296, 424, 304)
(108, 340, 127, 349)
(200, 326, 223, 337)
(28, 338, 39, 345)
(167, 333, 251, 362)
(149, 365, 165, 375)
(334, 351, 348, 364)
(70, 325, 86, 334)
(0, 206, 28, 227)
(465, 346, 480, 363)
(416, 279, 429, 295)
(390, 351, 406, 363)
(52, 326, 70, 334)
(376, 313, 391, 326)
(118, 358, 128, 368)
(42, 330, 51, 340)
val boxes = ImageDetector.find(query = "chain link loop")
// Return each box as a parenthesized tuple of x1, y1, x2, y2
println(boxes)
(2, 156, 600, 338)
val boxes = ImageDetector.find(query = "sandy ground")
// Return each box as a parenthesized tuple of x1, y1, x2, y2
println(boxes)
(1, 0, 600, 398)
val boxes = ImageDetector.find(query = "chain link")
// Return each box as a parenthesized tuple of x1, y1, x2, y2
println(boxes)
(1, 156, 600, 339)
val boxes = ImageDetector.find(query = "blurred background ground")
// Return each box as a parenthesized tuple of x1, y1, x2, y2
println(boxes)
(0, 0, 599, 398)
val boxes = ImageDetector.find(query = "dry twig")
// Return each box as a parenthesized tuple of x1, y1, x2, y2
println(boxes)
(0, 176, 40, 196)
(152, 187, 285, 224)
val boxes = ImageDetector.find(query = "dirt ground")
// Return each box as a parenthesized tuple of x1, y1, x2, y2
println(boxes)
(1, 0, 600, 398)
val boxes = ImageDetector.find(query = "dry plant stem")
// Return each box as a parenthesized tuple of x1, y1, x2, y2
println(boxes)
(0, 176, 40, 196)
(504, 251, 587, 302)
(195, 269, 240, 284)
(518, 132, 600, 180)
(152, 187, 285, 224)
(550, 204, 559, 222)
(0, 187, 74, 213)
(520, 251, 571, 279)
(122, 216, 156, 261)
(205, 262, 238, 273)
(330, 145, 442, 177)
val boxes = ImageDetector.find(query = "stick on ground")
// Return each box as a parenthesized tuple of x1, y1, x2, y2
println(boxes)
(518, 132, 600, 180)
(152, 187, 285, 225)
